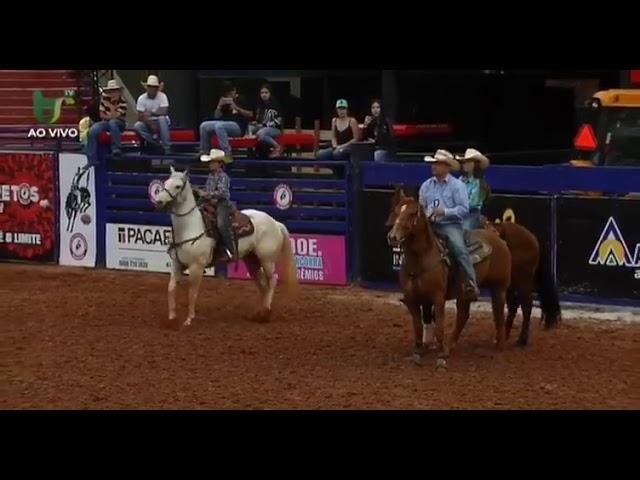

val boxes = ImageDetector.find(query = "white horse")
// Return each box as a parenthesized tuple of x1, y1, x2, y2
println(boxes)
(154, 166, 298, 328)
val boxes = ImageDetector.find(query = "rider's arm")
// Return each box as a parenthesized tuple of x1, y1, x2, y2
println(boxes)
(205, 173, 231, 200)
(418, 182, 433, 217)
(443, 181, 470, 221)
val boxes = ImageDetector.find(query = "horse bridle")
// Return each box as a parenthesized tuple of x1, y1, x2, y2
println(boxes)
(160, 180, 198, 218)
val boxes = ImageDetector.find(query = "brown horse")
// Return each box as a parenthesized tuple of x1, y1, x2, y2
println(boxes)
(489, 221, 562, 345)
(386, 187, 512, 368)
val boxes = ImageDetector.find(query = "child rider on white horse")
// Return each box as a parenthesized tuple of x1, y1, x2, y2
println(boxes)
(198, 149, 236, 261)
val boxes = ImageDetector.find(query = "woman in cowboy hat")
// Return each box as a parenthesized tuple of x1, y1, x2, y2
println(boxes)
(86, 79, 128, 166)
(133, 74, 172, 155)
(197, 149, 236, 261)
(419, 149, 480, 300)
(457, 148, 491, 232)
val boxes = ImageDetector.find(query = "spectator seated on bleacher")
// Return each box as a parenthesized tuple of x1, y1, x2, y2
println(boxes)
(364, 98, 396, 162)
(86, 79, 127, 165)
(199, 81, 253, 163)
(250, 83, 284, 159)
(317, 99, 360, 161)
(133, 75, 171, 155)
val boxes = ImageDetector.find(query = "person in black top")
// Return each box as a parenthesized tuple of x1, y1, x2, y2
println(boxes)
(364, 98, 396, 162)
(317, 99, 360, 160)
(199, 81, 253, 163)
(251, 83, 284, 158)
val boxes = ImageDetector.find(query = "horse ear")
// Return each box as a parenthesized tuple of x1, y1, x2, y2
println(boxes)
(184, 168, 190, 179)
(170, 165, 176, 175)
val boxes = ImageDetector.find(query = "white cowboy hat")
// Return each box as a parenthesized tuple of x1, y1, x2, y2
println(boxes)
(456, 148, 490, 170)
(102, 79, 122, 91)
(200, 149, 229, 164)
(142, 75, 161, 88)
(424, 149, 460, 171)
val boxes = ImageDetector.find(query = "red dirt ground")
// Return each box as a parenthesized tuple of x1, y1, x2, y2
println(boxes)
(1, 264, 638, 410)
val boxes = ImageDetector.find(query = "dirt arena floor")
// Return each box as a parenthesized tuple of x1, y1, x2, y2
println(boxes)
(1, 263, 638, 410)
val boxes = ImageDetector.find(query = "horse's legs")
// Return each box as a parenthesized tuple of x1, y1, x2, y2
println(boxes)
(259, 260, 278, 320)
(184, 263, 204, 327)
(406, 301, 426, 363)
(421, 303, 436, 349)
(167, 262, 183, 329)
(505, 287, 519, 339)
(245, 253, 267, 298)
(517, 289, 534, 347)
(433, 295, 449, 369)
(491, 288, 507, 350)
(449, 296, 471, 353)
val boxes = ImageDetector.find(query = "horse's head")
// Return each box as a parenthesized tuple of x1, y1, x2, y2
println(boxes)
(385, 185, 412, 228)
(155, 165, 191, 211)
(386, 195, 425, 248)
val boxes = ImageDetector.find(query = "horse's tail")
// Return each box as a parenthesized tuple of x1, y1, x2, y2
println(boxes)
(536, 248, 562, 329)
(277, 222, 299, 297)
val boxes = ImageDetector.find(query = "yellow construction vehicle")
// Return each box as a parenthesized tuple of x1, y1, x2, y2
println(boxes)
(572, 89, 640, 167)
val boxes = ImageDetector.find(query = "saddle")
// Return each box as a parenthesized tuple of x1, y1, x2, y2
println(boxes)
(434, 229, 493, 265)
(194, 192, 255, 265)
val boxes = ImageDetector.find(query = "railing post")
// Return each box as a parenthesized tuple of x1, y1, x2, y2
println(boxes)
(94, 144, 108, 268)
(348, 142, 374, 284)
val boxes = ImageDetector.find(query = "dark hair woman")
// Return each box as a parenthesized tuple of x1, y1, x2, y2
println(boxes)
(364, 98, 396, 162)
(253, 83, 284, 158)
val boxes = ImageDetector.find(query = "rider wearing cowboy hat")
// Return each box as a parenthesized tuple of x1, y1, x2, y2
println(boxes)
(199, 149, 236, 261)
(419, 149, 480, 300)
(457, 148, 491, 232)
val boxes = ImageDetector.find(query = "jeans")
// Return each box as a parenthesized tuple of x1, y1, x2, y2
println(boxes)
(462, 210, 482, 232)
(133, 116, 171, 150)
(256, 126, 281, 149)
(216, 199, 234, 254)
(86, 119, 125, 164)
(317, 144, 351, 160)
(374, 149, 393, 163)
(200, 121, 242, 154)
(433, 222, 478, 287)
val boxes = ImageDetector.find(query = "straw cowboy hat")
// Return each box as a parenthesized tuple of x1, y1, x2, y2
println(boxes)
(424, 149, 460, 171)
(456, 148, 490, 170)
(141, 75, 161, 88)
(102, 79, 122, 92)
(200, 149, 231, 164)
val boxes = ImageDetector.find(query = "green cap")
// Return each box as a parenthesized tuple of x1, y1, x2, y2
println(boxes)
(335, 99, 348, 109)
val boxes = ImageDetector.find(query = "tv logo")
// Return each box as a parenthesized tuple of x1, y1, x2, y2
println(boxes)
(32, 89, 77, 124)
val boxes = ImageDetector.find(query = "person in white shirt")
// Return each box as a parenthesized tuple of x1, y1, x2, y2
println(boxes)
(133, 75, 171, 154)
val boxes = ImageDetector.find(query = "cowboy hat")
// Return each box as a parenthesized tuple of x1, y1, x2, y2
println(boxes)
(200, 149, 230, 164)
(141, 75, 161, 88)
(102, 79, 122, 91)
(456, 148, 490, 170)
(424, 149, 460, 171)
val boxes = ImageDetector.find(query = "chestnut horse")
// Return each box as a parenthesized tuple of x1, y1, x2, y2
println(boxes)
(386, 187, 511, 368)
(489, 221, 561, 345)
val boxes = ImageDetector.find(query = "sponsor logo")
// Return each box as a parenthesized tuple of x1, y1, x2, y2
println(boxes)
(69, 233, 88, 261)
(588, 217, 640, 272)
(117, 226, 172, 247)
(274, 184, 293, 210)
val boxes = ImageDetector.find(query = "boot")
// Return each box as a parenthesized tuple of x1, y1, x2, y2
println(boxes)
(465, 280, 480, 301)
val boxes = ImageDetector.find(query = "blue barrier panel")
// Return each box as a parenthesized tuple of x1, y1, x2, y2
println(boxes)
(97, 153, 352, 278)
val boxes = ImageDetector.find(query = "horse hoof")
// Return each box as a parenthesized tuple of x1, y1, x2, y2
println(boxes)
(516, 338, 528, 347)
(183, 318, 193, 327)
(435, 358, 448, 371)
(251, 310, 271, 323)
(412, 353, 425, 366)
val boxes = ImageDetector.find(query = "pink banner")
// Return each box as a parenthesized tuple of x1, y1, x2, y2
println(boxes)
(228, 234, 347, 285)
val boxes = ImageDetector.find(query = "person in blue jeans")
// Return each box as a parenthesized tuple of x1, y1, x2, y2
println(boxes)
(86, 79, 127, 166)
(364, 98, 396, 163)
(252, 83, 284, 158)
(199, 81, 253, 164)
(419, 149, 480, 300)
(458, 148, 491, 232)
(133, 75, 171, 154)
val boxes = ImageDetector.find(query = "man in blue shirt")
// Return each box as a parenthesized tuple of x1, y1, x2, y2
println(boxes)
(418, 149, 480, 300)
